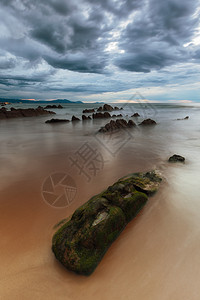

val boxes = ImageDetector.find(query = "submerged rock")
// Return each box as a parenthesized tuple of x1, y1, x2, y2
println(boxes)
(45, 118, 70, 124)
(139, 119, 157, 125)
(168, 154, 185, 163)
(52, 171, 162, 275)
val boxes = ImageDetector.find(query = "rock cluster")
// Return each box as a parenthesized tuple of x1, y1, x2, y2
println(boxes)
(97, 104, 122, 112)
(44, 104, 63, 109)
(99, 119, 136, 132)
(52, 171, 162, 275)
(0, 106, 55, 120)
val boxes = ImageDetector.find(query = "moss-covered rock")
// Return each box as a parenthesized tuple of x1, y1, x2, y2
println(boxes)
(52, 170, 162, 275)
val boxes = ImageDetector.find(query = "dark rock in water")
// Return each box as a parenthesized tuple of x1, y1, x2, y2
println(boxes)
(82, 115, 91, 121)
(83, 109, 95, 113)
(45, 118, 70, 124)
(132, 113, 140, 117)
(99, 118, 136, 132)
(97, 106, 103, 111)
(72, 115, 80, 121)
(139, 119, 157, 125)
(177, 116, 189, 120)
(52, 171, 162, 275)
(97, 104, 123, 112)
(44, 104, 63, 109)
(0, 107, 55, 120)
(168, 154, 185, 163)
(92, 112, 111, 119)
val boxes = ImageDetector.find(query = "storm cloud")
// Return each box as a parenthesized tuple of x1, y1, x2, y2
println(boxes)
(0, 0, 200, 100)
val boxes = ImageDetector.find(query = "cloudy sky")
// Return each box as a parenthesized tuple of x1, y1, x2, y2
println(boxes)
(0, 0, 200, 103)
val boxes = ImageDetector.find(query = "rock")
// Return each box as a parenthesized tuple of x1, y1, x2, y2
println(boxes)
(92, 112, 111, 119)
(0, 107, 55, 120)
(52, 171, 162, 275)
(44, 104, 63, 109)
(103, 104, 113, 111)
(83, 109, 95, 113)
(168, 154, 185, 163)
(132, 113, 140, 117)
(177, 116, 189, 120)
(82, 115, 91, 121)
(97, 104, 123, 112)
(99, 119, 136, 132)
(139, 119, 157, 125)
(72, 115, 80, 121)
(45, 118, 70, 124)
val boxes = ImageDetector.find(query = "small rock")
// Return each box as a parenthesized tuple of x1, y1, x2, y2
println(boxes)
(168, 154, 185, 163)
(132, 113, 140, 117)
(82, 115, 91, 121)
(72, 115, 80, 121)
(139, 119, 157, 125)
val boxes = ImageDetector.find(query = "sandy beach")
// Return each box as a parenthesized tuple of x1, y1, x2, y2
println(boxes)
(0, 103, 200, 299)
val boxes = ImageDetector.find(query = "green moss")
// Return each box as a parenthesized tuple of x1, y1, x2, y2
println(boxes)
(52, 170, 162, 276)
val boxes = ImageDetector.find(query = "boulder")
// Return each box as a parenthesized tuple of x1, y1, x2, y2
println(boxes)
(168, 154, 185, 163)
(72, 115, 80, 121)
(92, 112, 111, 119)
(83, 109, 95, 113)
(52, 171, 162, 275)
(99, 119, 136, 132)
(103, 104, 113, 111)
(45, 118, 70, 124)
(82, 115, 91, 121)
(132, 113, 140, 117)
(139, 119, 157, 125)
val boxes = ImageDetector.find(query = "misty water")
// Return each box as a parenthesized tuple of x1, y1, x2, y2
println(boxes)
(0, 103, 200, 299)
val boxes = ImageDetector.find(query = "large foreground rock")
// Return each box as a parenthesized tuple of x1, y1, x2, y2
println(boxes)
(52, 171, 162, 275)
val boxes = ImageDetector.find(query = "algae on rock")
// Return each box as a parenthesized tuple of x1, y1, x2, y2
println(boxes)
(52, 170, 162, 275)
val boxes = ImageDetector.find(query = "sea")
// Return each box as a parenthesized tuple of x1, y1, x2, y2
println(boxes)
(0, 102, 200, 299)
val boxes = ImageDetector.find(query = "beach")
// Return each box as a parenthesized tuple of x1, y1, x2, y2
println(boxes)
(0, 103, 200, 299)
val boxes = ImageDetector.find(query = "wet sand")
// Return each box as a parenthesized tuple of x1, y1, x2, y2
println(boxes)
(0, 106, 200, 299)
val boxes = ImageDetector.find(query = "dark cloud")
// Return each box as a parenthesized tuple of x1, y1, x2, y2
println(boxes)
(115, 0, 199, 72)
(0, 0, 200, 99)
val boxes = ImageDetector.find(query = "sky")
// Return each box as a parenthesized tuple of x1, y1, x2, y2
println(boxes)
(0, 0, 200, 103)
